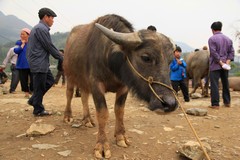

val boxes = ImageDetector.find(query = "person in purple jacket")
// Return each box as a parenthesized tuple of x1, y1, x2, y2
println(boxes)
(14, 28, 33, 98)
(208, 21, 235, 109)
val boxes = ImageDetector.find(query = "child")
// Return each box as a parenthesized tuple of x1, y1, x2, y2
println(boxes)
(170, 46, 190, 102)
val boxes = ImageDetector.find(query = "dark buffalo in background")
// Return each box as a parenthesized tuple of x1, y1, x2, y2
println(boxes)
(219, 76, 240, 91)
(185, 50, 210, 97)
(228, 77, 240, 91)
(63, 14, 177, 159)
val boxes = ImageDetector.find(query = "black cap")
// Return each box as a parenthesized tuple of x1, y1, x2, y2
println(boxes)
(211, 21, 222, 31)
(175, 46, 182, 52)
(38, 7, 57, 19)
(147, 25, 157, 32)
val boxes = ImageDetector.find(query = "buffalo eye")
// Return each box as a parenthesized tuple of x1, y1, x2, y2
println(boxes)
(141, 54, 152, 63)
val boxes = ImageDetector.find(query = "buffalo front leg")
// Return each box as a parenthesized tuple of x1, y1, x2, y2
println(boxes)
(64, 82, 74, 123)
(94, 108, 110, 159)
(114, 87, 129, 148)
(92, 83, 111, 159)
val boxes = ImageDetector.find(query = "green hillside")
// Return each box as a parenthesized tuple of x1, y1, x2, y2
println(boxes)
(0, 11, 69, 64)
(0, 11, 32, 44)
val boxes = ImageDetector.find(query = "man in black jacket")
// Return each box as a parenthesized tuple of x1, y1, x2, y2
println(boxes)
(26, 7, 63, 116)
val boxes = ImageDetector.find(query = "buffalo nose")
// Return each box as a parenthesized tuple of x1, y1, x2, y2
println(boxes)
(148, 94, 178, 112)
(162, 95, 178, 112)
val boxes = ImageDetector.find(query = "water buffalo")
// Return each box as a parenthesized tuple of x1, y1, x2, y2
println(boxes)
(186, 50, 210, 97)
(219, 76, 240, 91)
(63, 14, 178, 159)
(229, 77, 240, 91)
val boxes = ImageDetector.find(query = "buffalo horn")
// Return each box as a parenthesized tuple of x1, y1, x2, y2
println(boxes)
(95, 23, 142, 47)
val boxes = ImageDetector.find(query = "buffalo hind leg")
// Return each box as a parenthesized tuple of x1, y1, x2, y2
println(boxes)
(190, 75, 201, 96)
(203, 76, 209, 97)
(114, 87, 129, 148)
(200, 79, 205, 95)
(81, 91, 95, 127)
(64, 82, 74, 123)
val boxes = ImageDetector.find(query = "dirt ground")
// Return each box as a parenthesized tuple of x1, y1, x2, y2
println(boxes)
(0, 80, 240, 160)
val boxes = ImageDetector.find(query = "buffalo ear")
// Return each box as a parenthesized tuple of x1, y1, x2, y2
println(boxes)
(95, 23, 142, 48)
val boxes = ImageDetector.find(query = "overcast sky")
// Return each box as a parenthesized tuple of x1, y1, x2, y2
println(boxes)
(0, 0, 240, 50)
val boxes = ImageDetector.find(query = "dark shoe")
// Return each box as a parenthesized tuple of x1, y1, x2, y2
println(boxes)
(75, 92, 81, 97)
(208, 106, 220, 109)
(9, 90, 16, 94)
(24, 94, 30, 99)
(224, 104, 231, 107)
(28, 99, 33, 106)
(34, 110, 52, 117)
(185, 99, 190, 102)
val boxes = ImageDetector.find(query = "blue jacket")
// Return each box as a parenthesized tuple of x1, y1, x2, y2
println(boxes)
(170, 58, 187, 81)
(14, 41, 30, 69)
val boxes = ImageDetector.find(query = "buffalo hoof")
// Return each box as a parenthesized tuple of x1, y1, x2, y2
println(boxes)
(94, 142, 111, 159)
(63, 116, 73, 124)
(117, 140, 128, 148)
(203, 94, 209, 98)
(116, 134, 130, 147)
(82, 117, 95, 128)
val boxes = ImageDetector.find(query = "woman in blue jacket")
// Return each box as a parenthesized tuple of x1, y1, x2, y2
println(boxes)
(170, 46, 190, 102)
(14, 28, 33, 98)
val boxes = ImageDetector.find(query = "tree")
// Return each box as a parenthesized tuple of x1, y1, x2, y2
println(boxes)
(232, 20, 240, 54)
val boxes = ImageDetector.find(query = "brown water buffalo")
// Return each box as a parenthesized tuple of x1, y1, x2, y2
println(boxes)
(229, 77, 240, 91)
(219, 76, 240, 91)
(63, 14, 178, 159)
(186, 50, 210, 97)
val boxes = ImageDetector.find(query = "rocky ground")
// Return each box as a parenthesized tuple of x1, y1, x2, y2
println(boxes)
(0, 81, 240, 160)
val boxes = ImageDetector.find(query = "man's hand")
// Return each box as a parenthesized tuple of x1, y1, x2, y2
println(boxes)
(226, 59, 231, 65)
(177, 59, 182, 65)
(21, 40, 26, 48)
(219, 60, 224, 66)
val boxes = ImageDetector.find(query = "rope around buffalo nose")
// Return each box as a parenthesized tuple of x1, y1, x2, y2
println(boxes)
(126, 56, 211, 160)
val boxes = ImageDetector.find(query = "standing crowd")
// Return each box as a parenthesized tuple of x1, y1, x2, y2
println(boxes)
(169, 21, 234, 109)
(0, 7, 235, 117)
(1, 7, 63, 116)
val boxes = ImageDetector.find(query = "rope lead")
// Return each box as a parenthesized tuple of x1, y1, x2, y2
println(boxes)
(126, 56, 211, 160)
